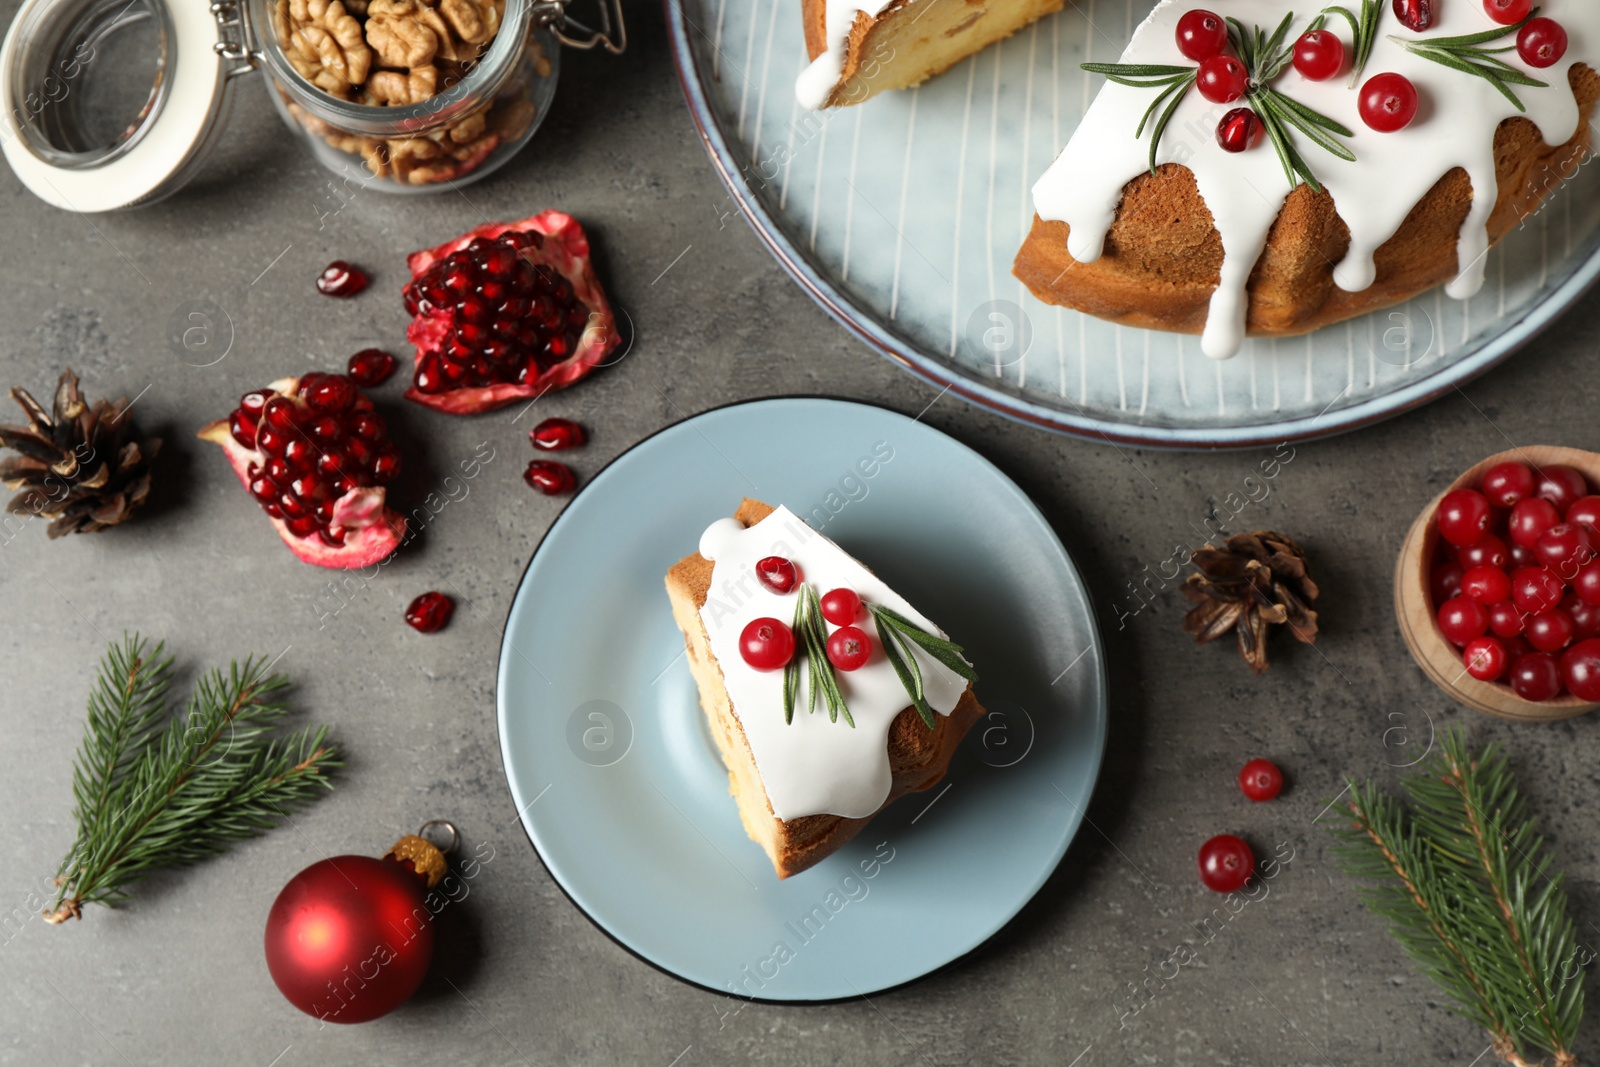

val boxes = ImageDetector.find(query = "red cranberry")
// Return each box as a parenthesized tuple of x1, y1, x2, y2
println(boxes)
(1561, 640, 1600, 701)
(1535, 523, 1594, 577)
(1509, 653, 1563, 702)
(1197, 55, 1249, 103)
(1431, 561, 1464, 606)
(523, 460, 576, 495)
(1238, 759, 1283, 801)
(1459, 535, 1510, 570)
(1483, 0, 1532, 23)
(1574, 558, 1600, 605)
(1511, 566, 1565, 615)
(1293, 30, 1345, 81)
(1463, 637, 1510, 681)
(1481, 461, 1536, 508)
(1437, 489, 1493, 547)
(1509, 497, 1561, 548)
(1175, 9, 1228, 61)
(1565, 496, 1600, 534)
(1198, 835, 1254, 893)
(1392, 0, 1435, 31)
(1509, 541, 1539, 569)
(530, 417, 587, 451)
(1460, 565, 1512, 605)
(1536, 465, 1589, 513)
(347, 348, 399, 387)
(1437, 596, 1489, 646)
(1527, 610, 1576, 653)
(755, 556, 800, 595)
(316, 260, 369, 297)
(1216, 108, 1264, 153)
(1518, 18, 1568, 68)
(740, 617, 795, 671)
(1564, 595, 1600, 641)
(1359, 72, 1419, 132)
(404, 591, 454, 633)
(820, 588, 862, 626)
(1488, 601, 1528, 638)
(826, 626, 873, 671)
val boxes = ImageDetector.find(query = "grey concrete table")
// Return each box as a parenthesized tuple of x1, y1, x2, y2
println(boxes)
(3, 5, 1600, 1065)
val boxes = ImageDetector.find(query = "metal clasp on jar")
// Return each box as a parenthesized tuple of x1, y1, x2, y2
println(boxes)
(531, 0, 625, 55)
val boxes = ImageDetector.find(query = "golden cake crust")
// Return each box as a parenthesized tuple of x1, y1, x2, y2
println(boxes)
(665, 498, 984, 879)
(1013, 65, 1600, 338)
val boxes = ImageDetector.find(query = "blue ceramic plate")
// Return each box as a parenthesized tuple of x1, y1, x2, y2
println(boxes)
(664, 1, 1600, 448)
(496, 398, 1107, 1000)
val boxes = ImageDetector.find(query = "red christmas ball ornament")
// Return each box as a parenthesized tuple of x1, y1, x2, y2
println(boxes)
(265, 822, 456, 1024)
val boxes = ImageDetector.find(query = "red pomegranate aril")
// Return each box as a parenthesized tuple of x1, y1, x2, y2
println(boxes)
(523, 460, 576, 495)
(1359, 72, 1420, 132)
(286, 514, 318, 537)
(1509, 652, 1563, 701)
(249, 476, 278, 503)
(229, 412, 257, 449)
(1464, 636, 1511, 681)
(1518, 18, 1568, 69)
(1238, 759, 1284, 802)
(316, 260, 369, 297)
(279, 493, 308, 520)
(347, 348, 399, 387)
(239, 390, 269, 418)
(1293, 30, 1346, 81)
(265, 457, 293, 485)
(826, 626, 873, 671)
(1488, 601, 1528, 638)
(302, 374, 356, 413)
(263, 397, 297, 432)
(1216, 108, 1264, 153)
(740, 617, 795, 671)
(1197, 55, 1249, 103)
(282, 438, 315, 471)
(1483, 0, 1533, 23)
(1536, 465, 1589, 512)
(530, 417, 586, 451)
(1459, 535, 1510, 570)
(1198, 834, 1255, 893)
(1460, 565, 1512, 605)
(1527, 610, 1576, 653)
(1437, 596, 1489, 646)
(371, 451, 402, 483)
(820, 588, 863, 626)
(1176, 9, 1228, 60)
(1512, 566, 1565, 615)
(1535, 523, 1594, 577)
(1392, 0, 1434, 31)
(1431, 561, 1465, 606)
(755, 556, 800, 595)
(1509, 497, 1562, 548)
(1481, 462, 1536, 508)
(1561, 640, 1600, 701)
(404, 591, 454, 633)
(307, 415, 341, 443)
(1437, 488, 1493, 547)
(350, 412, 386, 442)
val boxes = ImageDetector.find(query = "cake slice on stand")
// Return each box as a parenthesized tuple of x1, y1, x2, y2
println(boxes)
(797, 0, 1066, 109)
(665, 498, 984, 878)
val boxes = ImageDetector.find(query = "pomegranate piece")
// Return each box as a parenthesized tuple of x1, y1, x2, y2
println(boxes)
(317, 261, 369, 297)
(197, 372, 406, 569)
(404, 591, 455, 633)
(402, 211, 621, 415)
(347, 348, 399, 387)
(1392, 0, 1434, 31)
(523, 460, 576, 495)
(530, 417, 586, 451)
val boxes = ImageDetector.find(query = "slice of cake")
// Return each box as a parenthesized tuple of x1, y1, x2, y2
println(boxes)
(797, 0, 1066, 109)
(666, 498, 984, 878)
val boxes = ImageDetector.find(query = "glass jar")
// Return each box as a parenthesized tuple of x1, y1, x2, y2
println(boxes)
(0, 0, 622, 210)
(253, 0, 559, 192)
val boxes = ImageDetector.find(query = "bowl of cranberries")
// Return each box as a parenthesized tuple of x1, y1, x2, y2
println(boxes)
(1397, 447, 1600, 722)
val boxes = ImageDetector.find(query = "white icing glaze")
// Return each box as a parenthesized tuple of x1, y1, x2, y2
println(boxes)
(796, 0, 901, 109)
(1033, 0, 1596, 359)
(697, 506, 970, 821)
(699, 517, 745, 561)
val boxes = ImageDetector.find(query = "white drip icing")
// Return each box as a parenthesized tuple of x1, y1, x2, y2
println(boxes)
(796, 0, 901, 109)
(1034, 0, 1594, 359)
(697, 506, 970, 821)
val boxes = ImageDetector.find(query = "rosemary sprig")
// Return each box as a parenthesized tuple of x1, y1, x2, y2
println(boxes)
(1230, 13, 1355, 193)
(1080, 62, 1199, 175)
(870, 605, 978, 730)
(1312, 0, 1382, 87)
(1388, 12, 1548, 112)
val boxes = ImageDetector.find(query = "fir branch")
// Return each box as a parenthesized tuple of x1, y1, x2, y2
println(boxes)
(1388, 12, 1548, 112)
(1325, 728, 1583, 1066)
(47, 636, 341, 922)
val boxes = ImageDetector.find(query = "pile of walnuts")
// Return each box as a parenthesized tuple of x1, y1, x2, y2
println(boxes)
(273, 0, 543, 184)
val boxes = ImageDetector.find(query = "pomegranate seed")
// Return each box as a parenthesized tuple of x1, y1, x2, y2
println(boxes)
(1392, 0, 1434, 32)
(1216, 108, 1264, 153)
(530, 417, 586, 451)
(371, 451, 401, 483)
(755, 556, 800, 594)
(282, 438, 314, 470)
(316, 261, 369, 297)
(404, 591, 455, 633)
(350, 412, 386, 442)
(308, 415, 341, 442)
(229, 412, 257, 448)
(263, 398, 297, 431)
(239, 390, 269, 419)
(347, 348, 399, 387)
(523, 460, 576, 495)
(301, 374, 356, 413)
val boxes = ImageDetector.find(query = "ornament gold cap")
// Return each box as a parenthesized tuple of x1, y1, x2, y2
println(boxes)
(385, 835, 449, 888)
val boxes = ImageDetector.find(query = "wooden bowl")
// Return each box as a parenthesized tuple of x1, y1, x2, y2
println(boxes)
(1395, 446, 1600, 723)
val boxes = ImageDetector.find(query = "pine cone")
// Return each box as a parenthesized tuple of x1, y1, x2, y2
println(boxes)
(1182, 530, 1320, 674)
(0, 370, 162, 537)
